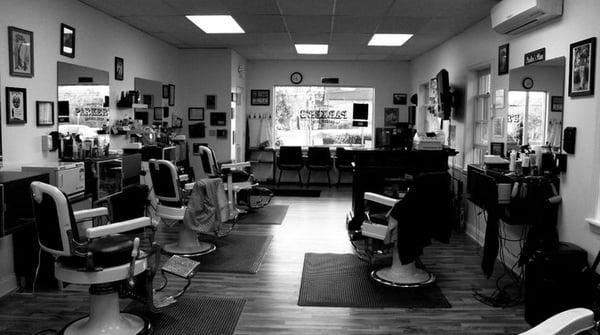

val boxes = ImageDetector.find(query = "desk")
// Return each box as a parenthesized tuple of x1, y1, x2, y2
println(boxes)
(347, 148, 457, 231)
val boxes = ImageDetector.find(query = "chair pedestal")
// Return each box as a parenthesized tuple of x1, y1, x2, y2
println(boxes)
(371, 242, 435, 288)
(61, 286, 150, 335)
(163, 223, 216, 257)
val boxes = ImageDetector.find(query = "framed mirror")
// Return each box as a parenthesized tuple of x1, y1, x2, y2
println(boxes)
(134, 77, 164, 126)
(506, 56, 565, 152)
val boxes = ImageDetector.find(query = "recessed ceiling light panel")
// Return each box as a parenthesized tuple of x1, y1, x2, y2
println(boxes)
(368, 34, 413, 46)
(295, 44, 329, 54)
(186, 15, 245, 34)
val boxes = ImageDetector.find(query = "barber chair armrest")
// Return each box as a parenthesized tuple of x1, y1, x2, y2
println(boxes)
(222, 161, 251, 170)
(519, 308, 595, 335)
(74, 207, 109, 222)
(85, 217, 152, 239)
(364, 192, 401, 207)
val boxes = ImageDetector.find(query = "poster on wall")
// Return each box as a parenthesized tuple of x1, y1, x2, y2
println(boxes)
(6, 87, 27, 124)
(58, 85, 110, 128)
(384, 107, 399, 127)
(569, 37, 596, 97)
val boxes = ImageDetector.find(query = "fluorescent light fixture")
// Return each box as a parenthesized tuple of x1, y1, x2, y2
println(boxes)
(295, 44, 328, 54)
(186, 15, 244, 34)
(340, 87, 356, 91)
(368, 34, 413, 46)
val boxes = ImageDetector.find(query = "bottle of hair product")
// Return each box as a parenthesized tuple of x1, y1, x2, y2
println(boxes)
(509, 150, 517, 172)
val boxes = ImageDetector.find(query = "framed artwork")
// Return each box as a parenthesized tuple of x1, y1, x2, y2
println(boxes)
(189, 122, 205, 138)
(163, 106, 169, 118)
(153, 107, 162, 120)
(569, 37, 596, 97)
(6, 87, 27, 124)
(206, 95, 216, 109)
(524, 47, 545, 66)
(168, 84, 175, 106)
(209, 129, 216, 136)
(8, 26, 34, 78)
(393, 93, 407, 105)
(188, 107, 204, 121)
(60, 23, 75, 58)
(162, 85, 169, 99)
(173, 116, 183, 128)
(384, 107, 399, 127)
(490, 142, 505, 157)
(114, 57, 124, 81)
(210, 112, 226, 126)
(551, 96, 564, 112)
(216, 129, 227, 139)
(250, 89, 270, 106)
(498, 43, 509, 75)
(36, 101, 54, 126)
(492, 116, 504, 138)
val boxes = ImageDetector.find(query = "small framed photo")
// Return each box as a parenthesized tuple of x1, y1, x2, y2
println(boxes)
(188, 107, 204, 121)
(153, 107, 162, 120)
(6, 87, 27, 124)
(36, 101, 54, 126)
(492, 116, 504, 138)
(206, 95, 216, 109)
(216, 129, 227, 139)
(551, 96, 564, 112)
(210, 112, 226, 126)
(384, 107, 399, 127)
(60, 23, 75, 58)
(163, 106, 169, 118)
(115, 57, 124, 81)
(250, 89, 270, 106)
(498, 43, 509, 75)
(173, 116, 183, 128)
(392, 93, 407, 105)
(168, 84, 175, 106)
(569, 37, 596, 97)
(162, 85, 169, 99)
(8, 26, 34, 78)
(491, 142, 505, 157)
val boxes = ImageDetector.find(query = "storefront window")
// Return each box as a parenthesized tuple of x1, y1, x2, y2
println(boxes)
(273, 86, 373, 147)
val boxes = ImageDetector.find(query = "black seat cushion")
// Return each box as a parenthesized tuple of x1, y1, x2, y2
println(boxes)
(369, 213, 388, 226)
(58, 234, 134, 270)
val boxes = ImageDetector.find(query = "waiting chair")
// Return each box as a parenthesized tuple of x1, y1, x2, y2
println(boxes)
(306, 147, 333, 187)
(30, 181, 154, 335)
(360, 172, 452, 287)
(149, 159, 216, 257)
(335, 147, 353, 187)
(277, 146, 304, 186)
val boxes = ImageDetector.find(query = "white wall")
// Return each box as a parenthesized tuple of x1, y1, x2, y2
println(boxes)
(0, 0, 180, 296)
(246, 60, 412, 146)
(410, 0, 600, 267)
(231, 50, 247, 161)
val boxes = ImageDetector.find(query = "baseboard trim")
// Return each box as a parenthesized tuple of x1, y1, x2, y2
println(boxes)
(0, 274, 17, 298)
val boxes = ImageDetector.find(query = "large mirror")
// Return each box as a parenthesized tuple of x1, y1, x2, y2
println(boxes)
(134, 77, 164, 127)
(506, 57, 565, 152)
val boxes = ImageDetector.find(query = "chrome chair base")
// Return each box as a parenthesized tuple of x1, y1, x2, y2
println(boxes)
(162, 240, 216, 257)
(370, 267, 436, 288)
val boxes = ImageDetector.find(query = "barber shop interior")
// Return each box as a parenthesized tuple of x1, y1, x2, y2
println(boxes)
(0, 0, 599, 334)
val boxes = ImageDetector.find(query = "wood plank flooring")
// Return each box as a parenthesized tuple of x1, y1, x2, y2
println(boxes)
(0, 186, 531, 334)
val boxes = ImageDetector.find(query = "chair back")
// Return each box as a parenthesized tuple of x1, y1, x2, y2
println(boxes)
(197, 145, 220, 177)
(307, 147, 331, 167)
(278, 146, 303, 166)
(335, 147, 353, 167)
(148, 159, 183, 207)
(30, 181, 78, 257)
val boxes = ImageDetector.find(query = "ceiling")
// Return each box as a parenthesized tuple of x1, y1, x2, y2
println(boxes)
(78, 0, 500, 61)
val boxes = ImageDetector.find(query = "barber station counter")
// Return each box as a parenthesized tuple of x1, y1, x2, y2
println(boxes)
(346, 148, 457, 231)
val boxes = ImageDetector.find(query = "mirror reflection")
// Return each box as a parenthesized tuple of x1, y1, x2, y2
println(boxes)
(134, 77, 164, 127)
(507, 57, 565, 152)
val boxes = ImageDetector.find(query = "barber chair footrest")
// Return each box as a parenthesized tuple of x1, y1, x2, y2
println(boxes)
(161, 255, 200, 279)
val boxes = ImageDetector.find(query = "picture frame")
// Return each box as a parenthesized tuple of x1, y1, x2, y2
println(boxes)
(569, 37, 596, 97)
(498, 43, 509, 75)
(524, 47, 546, 66)
(492, 116, 504, 138)
(114, 57, 124, 81)
(162, 85, 169, 99)
(551, 96, 564, 112)
(189, 122, 205, 138)
(188, 107, 204, 121)
(206, 95, 216, 109)
(210, 112, 226, 126)
(384, 107, 399, 127)
(163, 106, 169, 118)
(8, 26, 34, 78)
(250, 89, 270, 106)
(173, 116, 183, 129)
(216, 129, 227, 139)
(36, 101, 54, 126)
(6, 87, 27, 124)
(168, 84, 175, 106)
(393, 93, 407, 105)
(60, 23, 75, 58)
(490, 142, 505, 157)
(153, 107, 162, 120)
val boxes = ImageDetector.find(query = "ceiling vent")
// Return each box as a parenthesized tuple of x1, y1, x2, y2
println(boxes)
(491, 0, 563, 35)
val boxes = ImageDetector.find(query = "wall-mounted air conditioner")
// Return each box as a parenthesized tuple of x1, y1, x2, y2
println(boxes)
(491, 0, 563, 35)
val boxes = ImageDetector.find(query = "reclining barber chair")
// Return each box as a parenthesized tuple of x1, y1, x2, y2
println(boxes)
(149, 158, 217, 257)
(196, 145, 272, 211)
(359, 172, 452, 287)
(30, 181, 201, 335)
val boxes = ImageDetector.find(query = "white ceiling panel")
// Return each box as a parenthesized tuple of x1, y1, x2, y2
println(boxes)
(124, 15, 199, 33)
(234, 15, 286, 33)
(335, 0, 395, 16)
(277, 0, 334, 15)
(284, 15, 332, 33)
(221, 0, 280, 15)
(290, 33, 330, 44)
(332, 16, 381, 34)
(329, 33, 372, 46)
(376, 16, 430, 33)
(162, 0, 230, 14)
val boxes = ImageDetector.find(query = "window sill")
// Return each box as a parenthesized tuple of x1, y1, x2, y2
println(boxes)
(586, 218, 600, 234)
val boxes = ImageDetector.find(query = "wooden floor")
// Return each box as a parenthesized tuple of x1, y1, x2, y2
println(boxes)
(0, 186, 531, 334)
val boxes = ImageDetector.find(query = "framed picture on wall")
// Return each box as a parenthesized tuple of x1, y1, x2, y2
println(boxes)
(498, 43, 509, 75)
(114, 57, 124, 81)
(6, 87, 27, 124)
(168, 84, 175, 106)
(36, 101, 54, 126)
(210, 112, 226, 126)
(492, 116, 504, 138)
(153, 107, 162, 120)
(8, 26, 34, 78)
(551, 96, 564, 112)
(569, 37, 596, 97)
(393, 93, 407, 105)
(491, 142, 505, 157)
(162, 85, 169, 99)
(188, 107, 204, 121)
(216, 129, 227, 139)
(384, 107, 399, 127)
(60, 23, 75, 58)
(189, 122, 205, 138)
(250, 89, 270, 106)
(206, 95, 216, 109)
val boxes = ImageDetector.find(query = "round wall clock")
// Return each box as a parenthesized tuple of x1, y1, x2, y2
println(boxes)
(522, 77, 534, 89)
(290, 72, 303, 85)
